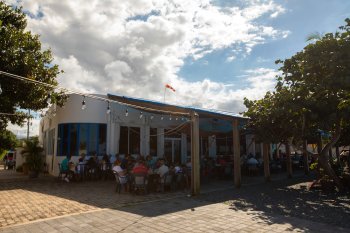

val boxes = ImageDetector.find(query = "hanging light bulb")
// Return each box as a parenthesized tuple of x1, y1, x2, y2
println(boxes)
(181, 117, 184, 121)
(81, 96, 86, 110)
(169, 115, 172, 121)
(150, 115, 154, 120)
(0, 83, 2, 95)
(106, 101, 111, 114)
(175, 117, 178, 121)
(139, 111, 143, 119)
(161, 116, 164, 120)
(125, 108, 129, 117)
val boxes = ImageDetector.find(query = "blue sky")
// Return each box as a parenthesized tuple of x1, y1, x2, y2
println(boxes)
(6, 0, 350, 137)
(179, 0, 350, 88)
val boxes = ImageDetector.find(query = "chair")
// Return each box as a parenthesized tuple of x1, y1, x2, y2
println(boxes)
(113, 171, 128, 194)
(161, 172, 173, 192)
(133, 174, 148, 195)
(57, 163, 68, 180)
(248, 164, 259, 176)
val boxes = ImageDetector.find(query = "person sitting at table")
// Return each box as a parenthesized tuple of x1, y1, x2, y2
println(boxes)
(132, 159, 149, 176)
(61, 156, 73, 182)
(157, 159, 169, 178)
(113, 160, 128, 191)
(76, 158, 85, 179)
(247, 156, 259, 165)
(146, 155, 156, 169)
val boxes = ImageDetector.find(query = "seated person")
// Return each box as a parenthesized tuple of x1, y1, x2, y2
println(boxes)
(157, 159, 169, 178)
(113, 160, 128, 185)
(247, 156, 259, 166)
(61, 156, 73, 182)
(132, 160, 148, 176)
(146, 155, 156, 169)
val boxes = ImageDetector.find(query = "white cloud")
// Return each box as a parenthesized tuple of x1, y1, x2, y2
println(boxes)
(5, 0, 287, 135)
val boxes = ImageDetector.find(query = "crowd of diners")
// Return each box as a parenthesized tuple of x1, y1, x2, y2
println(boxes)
(59, 154, 191, 193)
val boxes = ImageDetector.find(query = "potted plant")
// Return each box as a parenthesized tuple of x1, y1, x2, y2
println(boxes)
(21, 137, 43, 178)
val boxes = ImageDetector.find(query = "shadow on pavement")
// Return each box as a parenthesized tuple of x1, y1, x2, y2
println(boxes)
(0, 169, 349, 232)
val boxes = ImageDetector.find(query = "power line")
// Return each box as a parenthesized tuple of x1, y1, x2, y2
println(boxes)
(0, 70, 191, 116)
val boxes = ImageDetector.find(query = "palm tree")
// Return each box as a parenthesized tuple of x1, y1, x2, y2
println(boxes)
(21, 137, 43, 177)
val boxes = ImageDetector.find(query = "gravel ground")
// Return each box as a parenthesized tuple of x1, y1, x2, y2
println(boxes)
(197, 175, 350, 229)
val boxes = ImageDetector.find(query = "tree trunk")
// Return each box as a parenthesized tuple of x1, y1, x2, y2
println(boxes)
(317, 124, 343, 190)
(286, 142, 292, 178)
(303, 140, 309, 175)
(263, 143, 270, 182)
(335, 146, 340, 165)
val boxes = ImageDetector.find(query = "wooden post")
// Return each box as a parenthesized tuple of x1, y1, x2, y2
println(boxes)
(191, 111, 200, 196)
(233, 119, 241, 188)
(286, 142, 292, 178)
(263, 143, 270, 182)
(303, 140, 309, 175)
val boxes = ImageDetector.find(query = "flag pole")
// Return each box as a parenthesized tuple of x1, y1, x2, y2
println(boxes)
(163, 86, 166, 103)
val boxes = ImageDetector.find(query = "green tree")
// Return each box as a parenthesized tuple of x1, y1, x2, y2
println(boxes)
(0, 129, 18, 150)
(244, 19, 350, 189)
(21, 137, 43, 176)
(0, 1, 65, 131)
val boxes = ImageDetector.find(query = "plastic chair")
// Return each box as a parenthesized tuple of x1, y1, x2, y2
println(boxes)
(161, 172, 173, 192)
(113, 171, 128, 194)
(133, 174, 148, 195)
(57, 163, 68, 180)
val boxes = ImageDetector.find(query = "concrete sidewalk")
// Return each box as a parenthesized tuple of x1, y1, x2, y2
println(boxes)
(1, 196, 348, 233)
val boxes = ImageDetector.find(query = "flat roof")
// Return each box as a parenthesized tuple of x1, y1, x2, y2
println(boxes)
(107, 93, 247, 122)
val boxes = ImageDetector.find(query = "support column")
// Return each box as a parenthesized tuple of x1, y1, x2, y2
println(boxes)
(107, 122, 115, 155)
(233, 119, 241, 188)
(114, 123, 120, 155)
(286, 142, 292, 178)
(303, 140, 309, 175)
(191, 112, 200, 196)
(157, 128, 164, 158)
(145, 126, 150, 156)
(263, 143, 270, 182)
(181, 133, 187, 164)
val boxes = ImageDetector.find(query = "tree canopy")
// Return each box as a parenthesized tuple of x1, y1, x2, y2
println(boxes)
(244, 18, 350, 188)
(0, 1, 64, 131)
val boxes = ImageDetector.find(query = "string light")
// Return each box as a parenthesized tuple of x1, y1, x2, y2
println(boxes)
(81, 96, 86, 110)
(161, 116, 164, 120)
(125, 108, 128, 117)
(0, 83, 2, 95)
(150, 115, 154, 120)
(175, 117, 178, 121)
(169, 115, 172, 121)
(106, 101, 111, 114)
(139, 111, 143, 119)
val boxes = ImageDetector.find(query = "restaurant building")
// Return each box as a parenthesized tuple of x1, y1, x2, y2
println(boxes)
(39, 93, 251, 177)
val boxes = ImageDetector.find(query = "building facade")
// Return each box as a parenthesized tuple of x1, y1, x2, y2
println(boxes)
(40, 94, 247, 176)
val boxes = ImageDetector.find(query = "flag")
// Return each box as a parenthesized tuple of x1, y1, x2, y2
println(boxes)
(165, 84, 176, 92)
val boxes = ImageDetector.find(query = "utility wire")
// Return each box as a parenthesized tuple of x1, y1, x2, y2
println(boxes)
(0, 70, 191, 116)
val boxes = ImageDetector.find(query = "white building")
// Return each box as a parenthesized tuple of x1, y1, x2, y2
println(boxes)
(39, 94, 248, 176)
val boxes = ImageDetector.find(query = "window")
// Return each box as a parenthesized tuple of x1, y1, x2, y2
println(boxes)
(79, 124, 88, 155)
(57, 123, 107, 156)
(118, 126, 140, 155)
(150, 128, 157, 157)
(216, 136, 233, 155)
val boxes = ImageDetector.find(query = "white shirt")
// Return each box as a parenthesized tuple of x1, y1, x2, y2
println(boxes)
(247, 157, 259, 165)
(157, 165, 169, 177)
(113, 165, 124, 174)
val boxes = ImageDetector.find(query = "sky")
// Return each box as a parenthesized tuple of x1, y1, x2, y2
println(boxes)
(5, 0, 350, 138)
